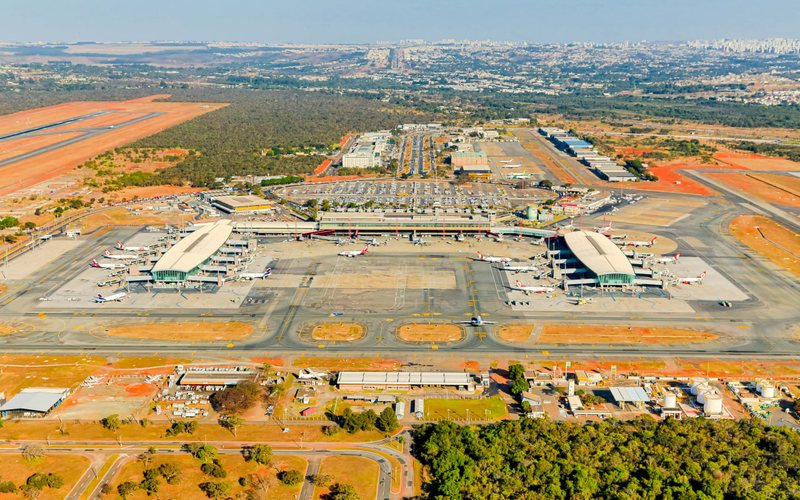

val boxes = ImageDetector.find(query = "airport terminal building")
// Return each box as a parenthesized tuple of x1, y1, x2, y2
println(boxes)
(149, 220, 238, 283)
(556, 231, 637, 287)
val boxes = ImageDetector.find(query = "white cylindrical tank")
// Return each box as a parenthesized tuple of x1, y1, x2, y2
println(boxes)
(664, 392, 677, 408)
(704, 393, 723, 414)
(691, 382, 709, 396)
(761, 385, 776, 398)
(697, 390, 709, 404)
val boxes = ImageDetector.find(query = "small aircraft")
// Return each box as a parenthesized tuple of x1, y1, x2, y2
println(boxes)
(498, 262, 538, 273)
(476, 252, 511, 263)
(455, 315, 497, 327)
(90, 259, 127, 270)
(499, 159, 513, 164)
(608, 233, 627, 240)
(625, 237, 657, 248)
(241, 268, 272, 280)
(501, 163, 522, 168)
(95, 292, 127, 303)
(511, 280, 555, 294)
(333, 238, 348, 246)
(679, 271, 707, 284)
(362, 238, 382, 246)
(657, 252, 681, 265)
(116, 240, 149, 252)
(410, 236, 429, 245)
(104, 249, 137, 260)
(338, 246, 369, 258)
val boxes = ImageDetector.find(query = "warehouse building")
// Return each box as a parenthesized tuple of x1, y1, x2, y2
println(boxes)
(178, 369, 257, 390)
(455, 164, 492, 180)
(337, 371, 476, 391)
(211, 195, 272, 214)
(558, 230, 637, 287)
(0, 388, 70, 418)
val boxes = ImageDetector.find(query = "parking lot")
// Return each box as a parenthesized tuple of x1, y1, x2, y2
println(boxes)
(274, 180, 512, 209)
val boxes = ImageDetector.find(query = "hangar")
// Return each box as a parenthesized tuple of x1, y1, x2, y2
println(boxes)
(561, 231, 636, 286)
(151, 220, 234, 283)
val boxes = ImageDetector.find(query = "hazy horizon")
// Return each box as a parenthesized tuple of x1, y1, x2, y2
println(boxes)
(3, 0, 799, 45)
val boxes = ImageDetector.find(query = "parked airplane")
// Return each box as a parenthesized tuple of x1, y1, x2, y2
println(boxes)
(625, 237, 657, 247)
(657, 252, 681, 264)
(680, 271, 707, 284)
(499, 159, 513, 164)
(594, 221, 613, 234)
(116, 240, 149, 252)
(476, 252, 511, 263)
(410, 235, 428, 245)
(241, 268, 272, 280)
(501, 163, 522, 168)
(498, 262, 538, 273)
(104, 249, 137, 260)
(90, 259, 127, 270)
(95, 292, 127, 303)
(338, 246, 368, 258)
(297, 368, 328, 380)
(362, 237, 382, 246)
(512, 280, 555, 294)
(455, 315, 497, 327)
(609, 233, 627, 240)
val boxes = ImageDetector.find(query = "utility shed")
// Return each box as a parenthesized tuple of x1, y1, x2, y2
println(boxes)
(337, 371, 474, 390)
(0, 388, 70, 417)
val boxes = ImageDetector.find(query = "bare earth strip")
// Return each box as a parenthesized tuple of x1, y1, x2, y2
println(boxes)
(397, 323, 465, 343)
(104, 321, 254, 341)
(498, 324, 534, 342)
(312, 322, 365, 341)
(538, 325, 719, 344)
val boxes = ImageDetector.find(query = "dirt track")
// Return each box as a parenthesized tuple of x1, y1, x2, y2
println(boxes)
(104, 321, 253, 341)
(538, 325, 719, 344)
(311, 323, 365, 341)
(729, 215, 800, 277)
(397, 323, 464, 343)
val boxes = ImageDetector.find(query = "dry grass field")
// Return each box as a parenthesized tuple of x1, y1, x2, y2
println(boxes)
(710, 173, 800, 208)
(397, 323, 464, 343)
(0, 454, 90, 500)
(497, 324, 534, 342)
(729, 215, 800, 276)
(103, 321, 254, 341)
(312, 456, 379, 500)
(538, 325, 719, 344)
(311, 323, 365, 341)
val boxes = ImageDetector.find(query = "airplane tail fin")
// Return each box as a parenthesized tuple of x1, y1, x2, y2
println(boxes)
(651, 237, 657, 245)
(91, 259, 98, 266)
(116, 240, 123, 249)
(361, 246, 368, 254)
(477, 252, 484, 260)
(515, 280, 523, 287)
(699, 271, 707, 279)
(674, 252, 681, 262)
(104, 249, 110, 256)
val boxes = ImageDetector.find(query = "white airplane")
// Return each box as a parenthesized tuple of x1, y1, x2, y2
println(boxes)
(594, 221, 613, 234)
(511, 280, 555, 294)
(455, 315, 497, 327)
(476, 252, 511, 263)
(104, 249, 137, 260)
(498, 262, 538, 273)
(90, 259, 127, 270)
(609, 233, 627, 240)
(501, 163, 522, 168)
(362, 238, 382, 246)
(679, 271, 707, 284)
(625, 237, 657, 247)
(116, 240, 149, 252)
(241, 268, 272, 280)
(95, 292, 127, 303)
(297, 368, 328, 380)
(499, 159, 513, 164)
(338, 246, 369, 258)
(411, 236, 429, 245)
(657, 252, 681, 265)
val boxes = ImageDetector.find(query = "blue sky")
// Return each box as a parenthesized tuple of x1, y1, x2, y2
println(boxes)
(2, 0, 798, 44)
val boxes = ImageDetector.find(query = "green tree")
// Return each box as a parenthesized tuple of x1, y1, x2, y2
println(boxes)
(117, 481, 138, 499)
(183, 443, 218, 463)
(377, 407, 399, 433)
(158, 462, 182, 484)
(242, 444, 272, 466)
(325, 482, 360, 500)
(101, 414, 121, 431)
(198, 480, 231, 499)
(220, 415, 244, 436)
(278, 469, 303, 486)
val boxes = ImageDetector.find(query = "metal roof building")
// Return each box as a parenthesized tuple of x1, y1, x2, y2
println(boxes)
(337, 371, 474, 389)
(151, 220, 234, 282)
(563, 231, 635, 286)
(0, 388, 70, 416)
(609, 387, 650, 403)
(211, 195, 271, 214)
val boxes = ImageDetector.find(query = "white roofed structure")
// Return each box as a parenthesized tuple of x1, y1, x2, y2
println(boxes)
(0, 388, 70, 416)
(563, 231, 635, 286)
(151, 220, 233, 282)
(337, 371, 474, 389)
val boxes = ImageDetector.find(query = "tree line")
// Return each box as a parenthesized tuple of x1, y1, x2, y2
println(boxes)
(414, 417, 800, 499)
